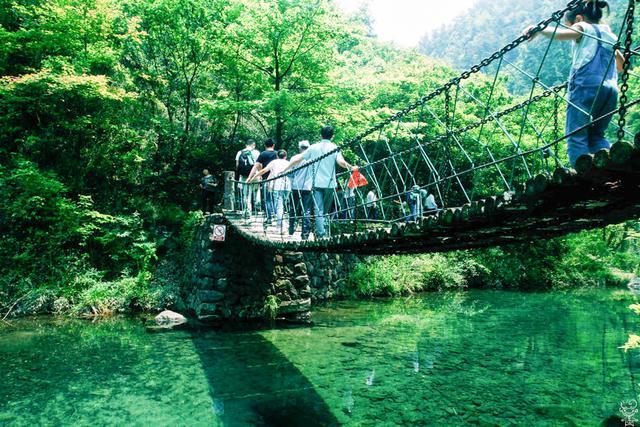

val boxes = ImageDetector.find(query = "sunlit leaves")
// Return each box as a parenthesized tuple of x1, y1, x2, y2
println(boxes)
(620, 334, 640, 352)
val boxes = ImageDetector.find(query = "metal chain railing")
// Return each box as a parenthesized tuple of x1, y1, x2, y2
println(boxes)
(226, 0, 640, 247)
(618, 0, 636, 143)
(230, 0, 583, 190)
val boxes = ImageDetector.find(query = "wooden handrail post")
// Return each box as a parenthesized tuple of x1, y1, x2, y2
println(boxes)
(223, 171, 235, 211)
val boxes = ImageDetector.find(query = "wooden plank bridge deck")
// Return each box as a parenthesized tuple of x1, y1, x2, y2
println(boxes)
(223, 147, 640, 255)
(213, 0, 640, 256)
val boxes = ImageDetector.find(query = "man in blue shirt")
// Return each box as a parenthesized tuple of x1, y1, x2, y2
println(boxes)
(199, 169, 218, 214)
(286, 126, 354, 238)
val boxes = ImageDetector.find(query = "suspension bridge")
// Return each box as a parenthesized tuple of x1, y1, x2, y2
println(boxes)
(221, 0, 640, 255)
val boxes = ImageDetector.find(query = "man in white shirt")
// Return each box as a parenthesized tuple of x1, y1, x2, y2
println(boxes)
(286, 126, 354, 238)
(424, 192, 439, 214)
(288, 141, 313, 239)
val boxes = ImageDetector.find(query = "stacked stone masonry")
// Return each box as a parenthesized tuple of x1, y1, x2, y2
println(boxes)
(303, 252, 360, 302)
(186, 216, 360, 322)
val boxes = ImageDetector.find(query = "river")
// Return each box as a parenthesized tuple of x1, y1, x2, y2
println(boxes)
(1, 289, 639, 426)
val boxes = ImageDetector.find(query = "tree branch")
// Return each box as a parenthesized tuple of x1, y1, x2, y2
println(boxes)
(248, 112, 269, 137)
(280, 8, 320, 79)
(236, 52, 273, 77)
(2, 290, 32, 322)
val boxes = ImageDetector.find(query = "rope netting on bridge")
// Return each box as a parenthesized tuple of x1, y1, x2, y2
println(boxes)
(226, 0, 640, 252)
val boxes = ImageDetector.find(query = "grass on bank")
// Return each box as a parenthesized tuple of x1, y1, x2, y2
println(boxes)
(344, 225, 640, 298)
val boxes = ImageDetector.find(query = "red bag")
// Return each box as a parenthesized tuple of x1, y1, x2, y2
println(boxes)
(348, 168, 368, 189)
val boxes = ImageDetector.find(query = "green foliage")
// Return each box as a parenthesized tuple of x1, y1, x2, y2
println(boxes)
(263, 295, 279, 320)
(0, 159, 83, 288)
(72, 270, 159, 315)
(78, 202, 157, 274)
(345, 253, 485, 297)
(1, 0, 639, 315)
(346, 224, 640, 298)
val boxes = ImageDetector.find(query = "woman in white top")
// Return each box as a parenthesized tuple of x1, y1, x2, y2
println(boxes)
(249, 150, 291, 232)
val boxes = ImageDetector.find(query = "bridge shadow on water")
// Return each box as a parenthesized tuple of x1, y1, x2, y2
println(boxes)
(181, 291, 640, 426)
(188, 323, 340, 427)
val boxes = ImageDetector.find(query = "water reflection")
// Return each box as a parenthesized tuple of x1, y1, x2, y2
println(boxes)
(261, 290, 640, 425)
(0, 317, 219, 425)
(0, 289, 639, 426)
(365, 369, 375, 385)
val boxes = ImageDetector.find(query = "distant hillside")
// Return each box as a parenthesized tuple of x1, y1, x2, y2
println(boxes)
(419, 0, 628, 93)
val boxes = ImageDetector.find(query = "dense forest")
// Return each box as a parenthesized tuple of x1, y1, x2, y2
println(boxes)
(1, 0, 639, 316)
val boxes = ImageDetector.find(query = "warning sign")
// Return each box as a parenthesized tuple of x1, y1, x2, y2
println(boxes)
(210, 225, 226, 242)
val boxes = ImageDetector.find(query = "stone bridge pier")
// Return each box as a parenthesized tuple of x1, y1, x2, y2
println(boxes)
(185, 215, 359, 322)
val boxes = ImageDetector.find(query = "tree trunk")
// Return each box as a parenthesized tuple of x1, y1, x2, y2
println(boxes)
(275, 113, 283, 150)
(274, 72, 283, 149)
(230, 111, 241, 145)
(184, 81, 192, 135)
(229, 85, 242, 145)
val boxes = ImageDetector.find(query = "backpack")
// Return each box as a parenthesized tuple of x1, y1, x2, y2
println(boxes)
(237, 149, 255, 177)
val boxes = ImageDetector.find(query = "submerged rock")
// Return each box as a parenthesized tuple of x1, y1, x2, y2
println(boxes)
(154, 310, 187, 327)
(628, 277, 640, 294)
(277, 298, 311, 314)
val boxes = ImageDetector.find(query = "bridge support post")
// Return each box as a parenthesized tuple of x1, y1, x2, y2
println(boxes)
(223, 171, 235, 211)
(185, 215, 311, 322)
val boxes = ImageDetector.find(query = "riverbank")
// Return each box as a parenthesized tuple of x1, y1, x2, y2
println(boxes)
(2, 221, 638, 319)
(1, 263, 633, 321)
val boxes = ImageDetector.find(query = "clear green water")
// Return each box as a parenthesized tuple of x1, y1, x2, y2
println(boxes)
(1, 289, 640, 426)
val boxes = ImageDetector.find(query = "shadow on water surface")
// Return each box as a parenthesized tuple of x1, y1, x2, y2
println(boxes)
(189, 323, 341, 427)
(0, 317, 340, 426)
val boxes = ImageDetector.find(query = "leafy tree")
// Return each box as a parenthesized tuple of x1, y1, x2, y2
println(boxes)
(228, 0, 347, 149)
(122, 0, 233, 140)
(0, 0, 638, 315)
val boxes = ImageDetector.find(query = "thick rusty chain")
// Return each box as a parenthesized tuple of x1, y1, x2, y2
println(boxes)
(618, 0, 636, 143)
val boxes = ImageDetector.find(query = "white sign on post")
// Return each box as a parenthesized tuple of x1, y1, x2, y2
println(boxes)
(211, 225, 226, 242)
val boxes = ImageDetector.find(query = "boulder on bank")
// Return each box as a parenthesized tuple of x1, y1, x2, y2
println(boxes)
(154, 310, 187, 326)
